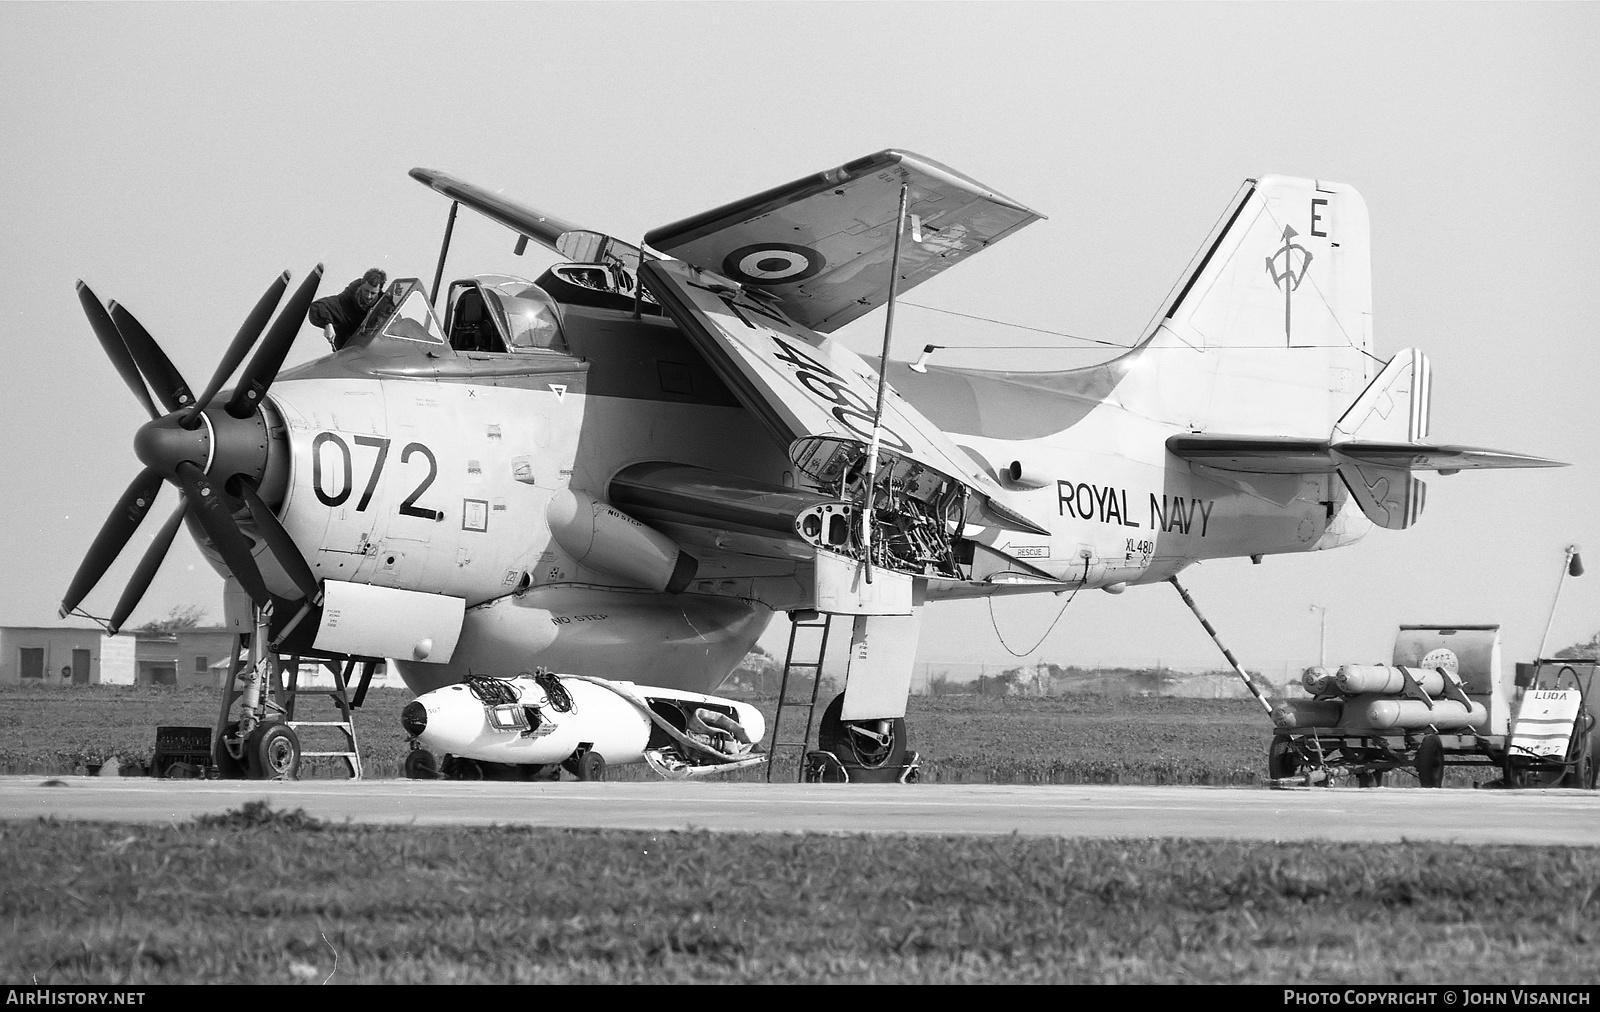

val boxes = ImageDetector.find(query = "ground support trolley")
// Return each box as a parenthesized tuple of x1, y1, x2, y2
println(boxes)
(1269, 657, 1598, 789)
(1268, 727, 1513, 788)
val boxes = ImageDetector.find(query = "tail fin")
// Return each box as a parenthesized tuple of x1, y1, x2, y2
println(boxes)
(1155, 175, 1372, 353)
(1119, 175, 1376, 438)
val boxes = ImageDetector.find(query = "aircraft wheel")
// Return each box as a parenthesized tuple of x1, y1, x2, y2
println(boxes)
(212, 721, 247, 779)
(1267, 737, 1300, 780)
(1415, 735, 1444, 788)
(816, 693, 906, 770)
(442, 755, 483, 781)
(245, 722, 301, 781)
(574, 751, 606, 782)
(403, 748, 438, 780)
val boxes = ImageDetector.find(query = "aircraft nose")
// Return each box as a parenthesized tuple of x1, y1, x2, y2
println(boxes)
(401, 700, 427, 737)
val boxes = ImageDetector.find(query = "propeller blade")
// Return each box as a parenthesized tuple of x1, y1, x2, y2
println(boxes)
(59, 467, 165, 618)
(174, 460, 272, 608)
(76, 281, 159, 420)
(108, 302, 195, 414)
(233, 477, 321, 603)
(106, 500, 187, 636)
(226, 264, 324, 419)
(181, 271, 290, 426)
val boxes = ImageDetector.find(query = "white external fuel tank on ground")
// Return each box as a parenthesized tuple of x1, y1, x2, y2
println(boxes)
(545, 489, 697, 593)
(405, 673, 764, 768)
(1334, 663, 1449, 696)
(1301, 666, 1337, 694)
(1340, 693, 1488, 731)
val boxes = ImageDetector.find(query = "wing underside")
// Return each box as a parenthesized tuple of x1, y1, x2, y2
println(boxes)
(644, 149, 1042, 333)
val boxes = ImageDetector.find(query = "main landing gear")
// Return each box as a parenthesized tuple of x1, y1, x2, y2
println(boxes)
(804, 693, 921, 783)
(212, 602, 370, 780)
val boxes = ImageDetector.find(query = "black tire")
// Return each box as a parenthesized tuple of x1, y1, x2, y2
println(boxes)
(245, 722, 301, 781)
(1415, 735, 1444, 788)
(1267, 737, 1300, 779)
(403, 749, 439, 780)
(575, 751, 606, 782)
(815, 693, 907, 770)
(213, 721, 247, 779)
(442, 755, 483, 781)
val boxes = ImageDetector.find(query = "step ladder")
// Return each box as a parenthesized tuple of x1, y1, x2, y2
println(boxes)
(766, 611, 836, 782)
(282, 656, 368, 779)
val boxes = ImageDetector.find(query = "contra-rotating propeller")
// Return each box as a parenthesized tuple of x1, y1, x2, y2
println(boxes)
(60, 266, 325, 634)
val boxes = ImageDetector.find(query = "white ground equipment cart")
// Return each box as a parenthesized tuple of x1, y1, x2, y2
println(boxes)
(1269, 626, 1598, 788)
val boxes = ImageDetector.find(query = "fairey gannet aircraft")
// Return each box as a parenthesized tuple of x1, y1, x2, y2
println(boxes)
(60, 150, 1561, 779)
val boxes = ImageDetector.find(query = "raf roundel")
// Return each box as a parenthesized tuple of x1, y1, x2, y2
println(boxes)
(722, 243, 825, 285)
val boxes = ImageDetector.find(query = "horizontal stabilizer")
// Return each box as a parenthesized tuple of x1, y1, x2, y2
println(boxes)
(1169, 434, 1563, 531)
(1168, 434, 1565, 475)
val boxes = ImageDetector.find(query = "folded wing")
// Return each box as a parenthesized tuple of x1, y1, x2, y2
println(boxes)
(644, 149, 1042, 333)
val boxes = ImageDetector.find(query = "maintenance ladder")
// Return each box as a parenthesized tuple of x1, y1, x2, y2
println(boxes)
(766, 611, 836, 782)
(282, 656, 376, 779)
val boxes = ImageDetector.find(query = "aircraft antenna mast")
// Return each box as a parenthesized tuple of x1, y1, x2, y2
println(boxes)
(859, 182, 911, 584)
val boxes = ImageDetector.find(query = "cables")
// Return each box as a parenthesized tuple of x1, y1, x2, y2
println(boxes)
(987, 556, 1089, 658)
(464, 672, 518, 706)
(532, 668, 574, 713)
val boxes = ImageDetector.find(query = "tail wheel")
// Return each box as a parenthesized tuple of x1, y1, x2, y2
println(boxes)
(245, 722, 301, 781)
(816, 693, 906, 770)
(1415, 735, 1445, 788)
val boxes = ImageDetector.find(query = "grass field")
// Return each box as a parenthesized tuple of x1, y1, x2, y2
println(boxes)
(0, 683, 1283, 784)
(3, 809, 1598, 984)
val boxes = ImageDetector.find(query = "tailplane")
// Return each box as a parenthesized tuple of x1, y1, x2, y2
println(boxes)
(1167, 345, 1560, 530)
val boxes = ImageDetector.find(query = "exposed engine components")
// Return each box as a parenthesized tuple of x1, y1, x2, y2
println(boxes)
(790, 436, 968, 580)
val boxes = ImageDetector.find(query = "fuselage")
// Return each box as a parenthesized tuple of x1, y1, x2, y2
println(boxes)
(191, 267, 1367, 695)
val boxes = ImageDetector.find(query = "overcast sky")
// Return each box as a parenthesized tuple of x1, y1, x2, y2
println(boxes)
(2, 2, 1595, 675)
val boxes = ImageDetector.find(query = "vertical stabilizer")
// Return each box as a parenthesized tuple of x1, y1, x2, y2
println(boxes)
(1117, 176, 1376, 439)
(1157, 175, 1372, 354)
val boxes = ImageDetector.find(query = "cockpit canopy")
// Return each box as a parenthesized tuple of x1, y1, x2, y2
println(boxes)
(446, 275, 566, 354)
(351, 278, 448, 346)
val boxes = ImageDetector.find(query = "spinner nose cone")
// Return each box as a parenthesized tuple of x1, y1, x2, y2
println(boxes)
(400, 700, 428, 738)
(132, 414, 209, 477)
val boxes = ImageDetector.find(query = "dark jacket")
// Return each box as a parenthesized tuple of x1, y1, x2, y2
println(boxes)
(308, 279, 371, 349)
